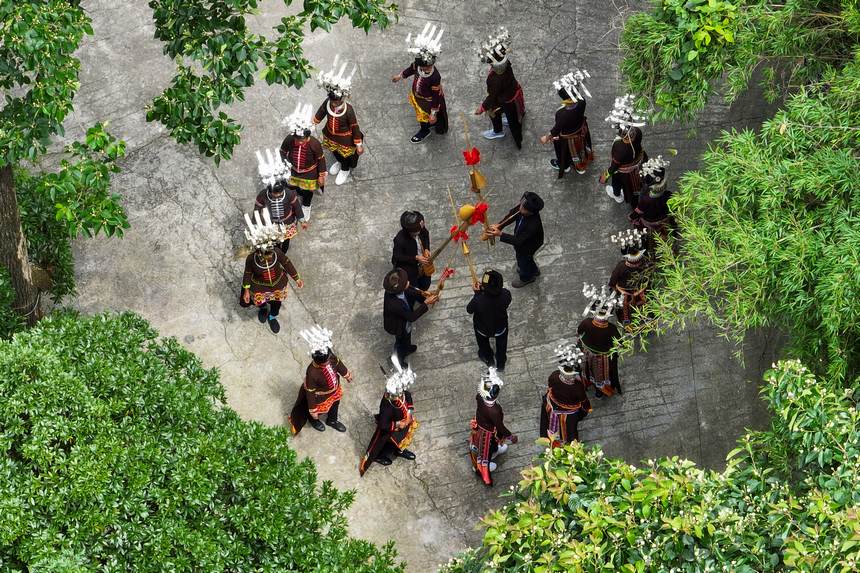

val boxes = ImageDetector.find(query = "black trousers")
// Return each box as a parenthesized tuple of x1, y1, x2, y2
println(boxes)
(417, 108, 449, 135)
(325, 400, 340, 423)
(475, 327, 508, 371)
(296, 188, 315, 207)
(333, 150, 359, 171)
(490, 101, 523, 148)
(394, 331, 413, 366)
(278, 239, 291, 254)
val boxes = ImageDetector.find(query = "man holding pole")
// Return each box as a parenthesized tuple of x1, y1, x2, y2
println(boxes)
(484, 192, 545, 288)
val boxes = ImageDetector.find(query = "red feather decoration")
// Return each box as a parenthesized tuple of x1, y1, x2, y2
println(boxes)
(469, 202, 489, 224)
(462, 147, 481, 166)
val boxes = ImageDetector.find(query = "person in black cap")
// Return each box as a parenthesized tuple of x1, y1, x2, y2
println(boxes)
(391, 211, 432, 308)
(485, 192, 545, 288)
(382, 268, 439, 365)
(466, 270, 512, 371)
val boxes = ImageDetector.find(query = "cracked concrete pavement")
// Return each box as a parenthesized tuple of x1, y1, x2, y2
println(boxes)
(66, 1, 779, 571)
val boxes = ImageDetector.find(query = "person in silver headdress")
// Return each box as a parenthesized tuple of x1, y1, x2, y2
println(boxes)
(474, 27, 525, 149)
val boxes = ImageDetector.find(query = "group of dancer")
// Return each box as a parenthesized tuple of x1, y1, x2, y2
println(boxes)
(235, 24, 676, 484)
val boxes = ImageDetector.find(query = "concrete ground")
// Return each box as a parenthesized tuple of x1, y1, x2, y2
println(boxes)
(66, 1, 779, 571)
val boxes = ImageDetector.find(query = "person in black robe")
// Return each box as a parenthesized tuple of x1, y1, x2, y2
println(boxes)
(630, 156, 673, 251)
(466, 270, 512, 371)
(540, 343, 592, 446)
(600, 95, 648, 206)
(359, 368, 419, 475)
(540, 69, 594, 177)
(382, 268, 438, 366)
(469, 368, 517, 486)
(475, 28, 525, 148)
(391, 211, 432, 307)
(578, 284, 623, 398)
(485, 192, 545, 288)
(608, 229, 653, 328)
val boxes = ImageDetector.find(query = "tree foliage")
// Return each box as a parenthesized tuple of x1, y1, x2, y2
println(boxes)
(0, 312, 403, 572)
(441, 360, 860, 572)
(621, 0, 860, 122)
(146, 0, 398, 163)
(626, 56, 860, 383)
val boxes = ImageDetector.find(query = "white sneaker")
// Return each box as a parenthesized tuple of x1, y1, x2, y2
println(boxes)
(502, 115, 509, 126)
(482, 129, 505, 140)
(488, 462, 497, 471)
(335, 170, 350, 186)
(328, 163, 341, 176)
(606, 185, 623, 203)
(492, 443, 508, 458)
(303, 205, 312, 222)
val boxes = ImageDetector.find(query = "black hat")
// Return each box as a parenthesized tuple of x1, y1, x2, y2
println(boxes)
(521, 192, 544, 214)
(383, 268, 409, 294)
(400, 210, 422, 233)
(481, 270, 503, 295)
(312, 349, 330, 364)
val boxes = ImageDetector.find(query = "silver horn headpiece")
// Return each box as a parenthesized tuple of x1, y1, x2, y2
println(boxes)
(582, 283, 622, 321)
(406, 22, 444, 65)
(555, 340, 585, 374)
(317, 54, 357, 99)
(255, 148, 291, 188)
(386, 354, 416, 397)
(478, 366, 504, 403)
(605, 94, 647, 133)
(243, 209, 286, 251)
(282, 102, 315, 136)
(479, 26, 510, 64)
(300, 324, 333, 355)
(611, 228, 648, 261)
(553, 69, 592, 102)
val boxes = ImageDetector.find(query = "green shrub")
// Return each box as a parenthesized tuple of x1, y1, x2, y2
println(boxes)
(440, 360, 860, 572)
(621, 1, 860, 122)
(0, 312, 403, 572)
(626, 57, 860, 383)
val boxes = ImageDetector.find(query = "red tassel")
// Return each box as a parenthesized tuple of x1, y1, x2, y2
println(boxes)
(469, 202, 489, 224)
(462, 147, 481, 166)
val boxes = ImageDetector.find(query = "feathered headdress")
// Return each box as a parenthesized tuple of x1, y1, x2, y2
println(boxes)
(300, 324, 333, 356)
(407, 22, 444, 65)
(478, 366, 504, 402)
(255, 148, 291, 188)
(582, 283, 622, 320)
(478, 26, 510, 64)
(611, 228, 648, 260)
(283, 102, 315, 136)
(386, 354, 416, 396)
(605, 94, 647, 133)
(317, 54, 357, 99)
(243, 209, 285, 251)
(553, 69, 592, 102)
(554, 340, 585, 373)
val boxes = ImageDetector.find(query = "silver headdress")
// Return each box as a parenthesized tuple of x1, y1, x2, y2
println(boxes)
(555, 341, 585, 373)
(243, 209, 286, 251)
(478, 366, 504, 403)
(255, 148, 291, 188)
(553, 69, 592, 102)
(300, 324, 333, 356)
(582, 283, 622, 321)
(605, 94, 647, 133)
(611, 228, 648, 261)
(317, 54, 357, 99)
(640, 155, 670, 179)
(386, 354, 416, 396)
(479, 26, 510, 64)
(406, 22, 444, 65)
(283, 102, 315, 136)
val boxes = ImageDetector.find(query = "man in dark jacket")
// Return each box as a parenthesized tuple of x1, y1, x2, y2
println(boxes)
(391, 211, 431, 307)
(485, 192, 545, 288)
(382, 268, 438, 366)
(466, 270, 512, 371)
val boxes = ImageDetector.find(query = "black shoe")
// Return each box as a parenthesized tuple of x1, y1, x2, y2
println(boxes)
(411, 129, 431, 143)
(496, 365, 505, 373)
(310, 418, 326, 432)
(594, 390, 604, 400)
(257, 307, 267, 323)
(326, 419, 347, 433)
(268, 317, 280, 334)
(375, 457, 392, 466)
(405, 344, 418, 355)
(396, 449, 416, 461)
(512, 277, 536, 288)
